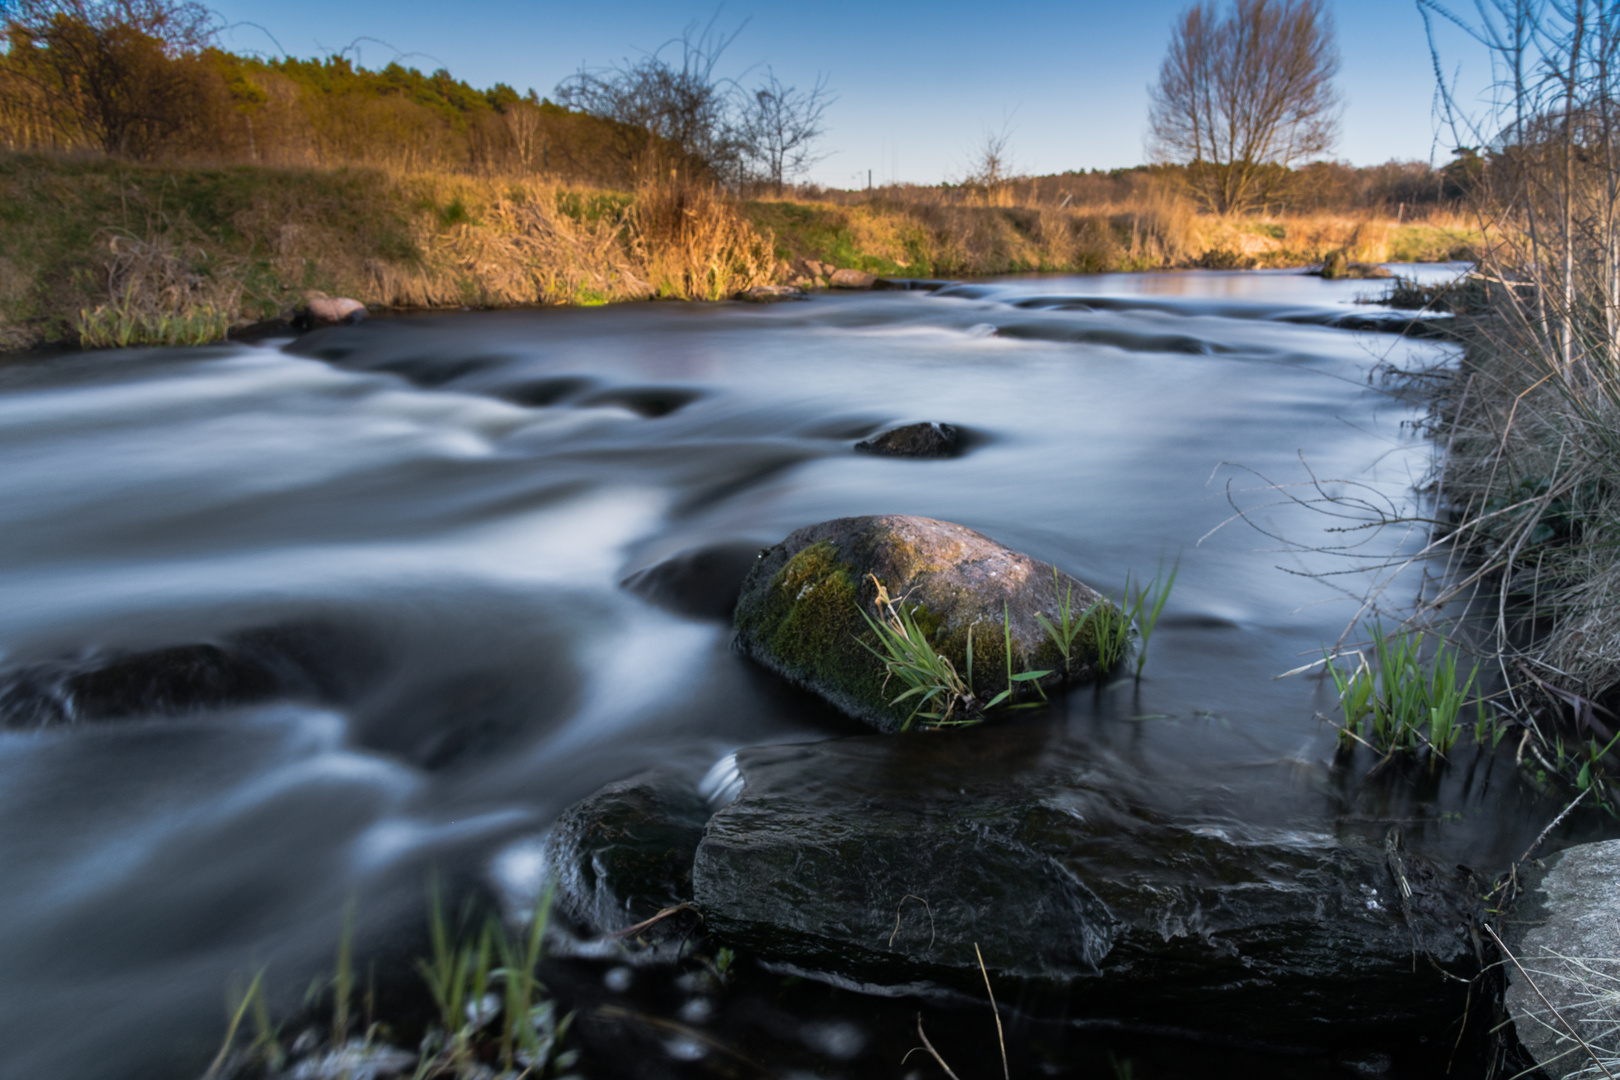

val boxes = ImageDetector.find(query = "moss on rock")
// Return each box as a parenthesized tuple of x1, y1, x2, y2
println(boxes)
(733, 516, 1116, 732)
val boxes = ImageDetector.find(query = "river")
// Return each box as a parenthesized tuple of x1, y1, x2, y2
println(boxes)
(0, 267, 1554, 1079)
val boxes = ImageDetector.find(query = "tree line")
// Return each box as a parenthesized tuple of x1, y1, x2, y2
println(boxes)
(0, 0, 832, 190)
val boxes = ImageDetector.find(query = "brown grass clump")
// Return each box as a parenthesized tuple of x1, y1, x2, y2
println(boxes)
(76, 228, 242, 347)
(632, 178, 776, 300)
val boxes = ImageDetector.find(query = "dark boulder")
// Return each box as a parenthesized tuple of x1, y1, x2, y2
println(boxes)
(733, 515, 1110, 732)
(543, 769, 712, 936)
(854, 422, 962, 459)
(2, 643, 281, 728)
(0, 621, 381, 730)
(691, 733, 1482, 1046)
(621, 541, 765, 622)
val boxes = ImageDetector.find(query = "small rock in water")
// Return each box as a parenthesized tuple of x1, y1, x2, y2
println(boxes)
(733, 515, 1110, 731)
(1502, 839, 1620, 1077)
(542, 768, 711, 936)
(854, 422, 961, 459)
(1314, 250, 1392, 280)
(828, 268, 876, 289)
(301, 293, 367, 325)
(735, 284, 808, 303)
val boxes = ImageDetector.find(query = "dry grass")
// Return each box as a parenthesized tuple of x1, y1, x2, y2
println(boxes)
(76, 229, 242, 347)
(0, 152, 1481, 351)
(632, 178, 777, 300)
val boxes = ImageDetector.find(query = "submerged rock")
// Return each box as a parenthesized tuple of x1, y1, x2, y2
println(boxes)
(543, 769, 711, 936)
(1314, 250, 1392, 280)
(621, 541, 765, 622)
(735, 284, 808, 303)
(732, 515, 1110, 732)
(0, 622, 380, 730)
(1503, 840, 1620, 1077)
(1, 643, 282, 728)
(691, 733, 1481, 1045)
(854, 422, 961, 458)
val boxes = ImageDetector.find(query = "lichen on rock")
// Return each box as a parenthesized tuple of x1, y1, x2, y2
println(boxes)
(732, 515, 1115, 732)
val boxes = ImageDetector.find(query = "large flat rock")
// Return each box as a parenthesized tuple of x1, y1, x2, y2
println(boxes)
(691, 730, 1481, 1047)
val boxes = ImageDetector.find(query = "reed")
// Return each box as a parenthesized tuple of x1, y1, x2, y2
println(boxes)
(1326, 623, 1481, 762)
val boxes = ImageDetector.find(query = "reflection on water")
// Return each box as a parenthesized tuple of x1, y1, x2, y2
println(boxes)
(0, 266, 1542, 1078)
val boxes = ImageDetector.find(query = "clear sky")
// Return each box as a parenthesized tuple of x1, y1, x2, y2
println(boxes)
(206, 0, 1489, 187)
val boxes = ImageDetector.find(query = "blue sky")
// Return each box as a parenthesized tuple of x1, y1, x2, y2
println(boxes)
(207, 0, 1489, 187)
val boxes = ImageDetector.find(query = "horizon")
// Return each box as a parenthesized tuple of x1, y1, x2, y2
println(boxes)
(205, 0, 1493, 189)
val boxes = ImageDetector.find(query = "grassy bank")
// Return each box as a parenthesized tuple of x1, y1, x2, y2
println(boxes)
(0, 153, 1479, 351)
(0, 153, 775, 349)
(746, 192, 1475, 279)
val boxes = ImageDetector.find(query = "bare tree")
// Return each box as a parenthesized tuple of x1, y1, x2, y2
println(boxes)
(737, 67, 832, 192)
(504, 95, 545, 174)
(555, 16, 744, 180)
(1146, 0, 1340, 214)
(961, 117, 1016, 203)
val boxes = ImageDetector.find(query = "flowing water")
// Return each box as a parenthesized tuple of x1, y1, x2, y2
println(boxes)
(0, 267, 1566, 1079)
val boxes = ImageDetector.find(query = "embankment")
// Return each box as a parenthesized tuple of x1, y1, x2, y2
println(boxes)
(0, 152, 1480, 351)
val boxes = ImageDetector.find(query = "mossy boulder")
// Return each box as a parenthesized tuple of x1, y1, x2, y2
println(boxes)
(732, 515, 1112, 732)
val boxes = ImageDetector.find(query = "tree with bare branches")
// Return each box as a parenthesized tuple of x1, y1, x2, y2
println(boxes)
(736, 67, 832, 192)
(555, 17, 744, 180)
(1147, 0, 1340, 214)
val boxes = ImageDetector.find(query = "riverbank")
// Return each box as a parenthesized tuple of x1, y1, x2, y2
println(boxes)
(0, 152, 1480, 351)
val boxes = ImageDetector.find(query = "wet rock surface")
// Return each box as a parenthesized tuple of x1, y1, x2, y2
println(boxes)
(621, 541, 764, 622)
(1503, 840, 1620, 1077)
(544, 769, 712, 936)
(0, 623, 373, 729)
(854, 421, 962, 458)
(732, 515, 1109, 732)
(691, 732, 1482, 1045)
(735, 284, 809, 303)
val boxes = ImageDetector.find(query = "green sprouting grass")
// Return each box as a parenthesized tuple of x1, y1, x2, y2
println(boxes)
(857, 578, 1049, 730)
(416, 883, 570, 1075)
(77, 300, 232, 347)
(209, 885, 573, 1079)
(1327, 623, 1481, 761)
(857, 575, 977, 729)
(1045, 559, 1178, 680)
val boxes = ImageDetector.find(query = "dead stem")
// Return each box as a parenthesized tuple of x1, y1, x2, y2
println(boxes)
(974, 944, 1009, 1080)
(1483, 924, 1617, 1080)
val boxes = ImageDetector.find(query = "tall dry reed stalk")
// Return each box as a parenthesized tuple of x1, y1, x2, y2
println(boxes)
(1419, 1, 1620, 703)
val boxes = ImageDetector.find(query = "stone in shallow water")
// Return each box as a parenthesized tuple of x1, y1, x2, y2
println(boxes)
(543, 768, 711, 936)
(1503, 840, 1620, 1078)
(691, 731, 1481, 1046)
(854, 422, 961, 458)
(621, 541, 764, 622)
(732, 515, 1109, 732)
